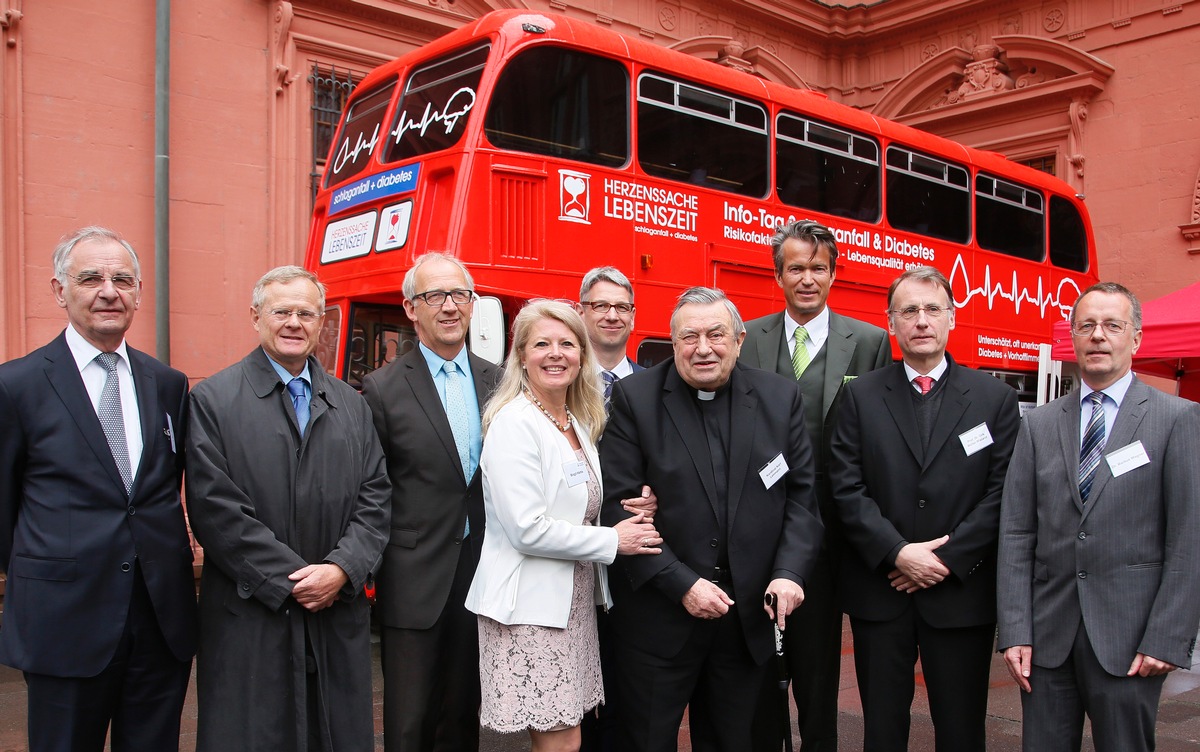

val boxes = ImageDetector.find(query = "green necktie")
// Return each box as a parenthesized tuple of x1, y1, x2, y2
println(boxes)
(791, 326, 811, 378)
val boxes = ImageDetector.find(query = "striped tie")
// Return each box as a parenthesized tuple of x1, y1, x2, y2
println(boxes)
(791, 326, 811, 379)
(1079, 391, 1105, 502)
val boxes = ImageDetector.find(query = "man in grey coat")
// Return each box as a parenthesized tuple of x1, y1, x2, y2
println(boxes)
(187, 266, 391, 752)
(998, 282, 1200, 752)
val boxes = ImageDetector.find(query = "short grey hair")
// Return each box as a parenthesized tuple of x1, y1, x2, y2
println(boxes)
(886, 265, 953, 311)
(670, 287, 745, 339)
(579, 266, 634, 302)
(251, 266, 326, 311)
(52, 226, 140, 283)
(1071, 282, 1142, 330)
(402, 253, 475, 300)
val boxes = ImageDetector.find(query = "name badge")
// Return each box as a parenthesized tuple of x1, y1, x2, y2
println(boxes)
(958, 422, 994, 456)
(759, 452, 788, 490)
(165, 413, 177, 454)
(1106, 440, 1150, 477)
(564, 459, 589, 488)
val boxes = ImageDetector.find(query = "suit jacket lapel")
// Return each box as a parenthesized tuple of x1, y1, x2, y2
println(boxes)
(754, 313, 788, 376)
(1083, 379, 1150, 520)
(403, 350, 466, 485)
(923, 370, 969, 471)
(663, 366, 720, 517)
(130, 350, 159, 496)
(881, 365, 923, 465)
(823, 312, 855, 421)
(43, 335, 128, 495)
(725, 367, 756, 526)
(1058, 393, 1086, 513)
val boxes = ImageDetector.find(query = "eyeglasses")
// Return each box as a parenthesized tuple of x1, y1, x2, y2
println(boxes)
(412, 289, 476, 306)
(676, 329, 729, 347)
(266, 308, 322, 323)
(889, 304, 950, 320)
(579, 301, 635, 315)
(1071, 320, 1130, 337)
(70, 272, 139, 291)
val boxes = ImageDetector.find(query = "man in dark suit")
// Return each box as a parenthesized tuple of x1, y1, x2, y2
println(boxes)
(600, 286, 824, 752)
(742, 220, 890, 752)
(998, 282, 1200, 752)
(361, 253, 501, 752)
(0, 226, 196, 751)
(576, 265, 651, 752)
(829, 266, 1019, 752)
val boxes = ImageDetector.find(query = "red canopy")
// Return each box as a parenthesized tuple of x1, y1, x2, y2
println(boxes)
(1051, 281, 1200, 398)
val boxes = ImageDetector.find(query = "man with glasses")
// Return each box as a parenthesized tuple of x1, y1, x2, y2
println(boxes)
(0, 226, 196, 751)
(998, 282, 1200, 752)
(361, 253, 501, 752)
(187, 265, 390, 751)
(829, 266, 1019, 752)
(577, 266, 644, 402)
(742, 220, 890, 752)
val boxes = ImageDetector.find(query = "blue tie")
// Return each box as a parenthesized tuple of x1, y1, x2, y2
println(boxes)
(602, 370, 617, 401)
(444, 362, 473, 536)
(287, 378, 309, 437)
(1079, 391, 1105, 502)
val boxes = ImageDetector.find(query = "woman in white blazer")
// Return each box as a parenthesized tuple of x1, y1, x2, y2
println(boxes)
(465, 300, 660, 752)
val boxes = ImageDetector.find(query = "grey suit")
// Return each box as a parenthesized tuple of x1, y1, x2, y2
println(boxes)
(741, 309, 890, 752)
(998, 377, 1200, 751)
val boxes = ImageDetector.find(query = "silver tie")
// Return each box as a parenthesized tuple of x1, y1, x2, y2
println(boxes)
(96, 352, 132, 494)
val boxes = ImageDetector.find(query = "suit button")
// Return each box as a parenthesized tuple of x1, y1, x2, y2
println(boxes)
(918, 499, 926, 509)
(1078, 532, 1086, 540)
(128, 506, 136, 515)
(710, 539, 718, 548)
(120, 562, 131, 572)
(241, 583, 251, 591)
(1078, 571, 1087, 579)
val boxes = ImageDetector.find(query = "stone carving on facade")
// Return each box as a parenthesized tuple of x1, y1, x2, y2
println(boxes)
(717, 39, 752, 74)
(1181, 168, 1200, 253)
(1002, 15, 1021, 34)
(1067, 98, 1087, 179)
(273, 1, 299, 95)
(658, 5, 676, 31)
(1044, 7, 1066, 32)
(2, 7, 21, 47)
(922, 42, 939, 60)
(947, 44, 1014, 103)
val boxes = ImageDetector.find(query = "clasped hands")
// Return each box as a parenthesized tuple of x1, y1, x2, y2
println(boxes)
(889, 534, 950, 593)
(289, 562, 348, 612)
(614, 485, 662, 556)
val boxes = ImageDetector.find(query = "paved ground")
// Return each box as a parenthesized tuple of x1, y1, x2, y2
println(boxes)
(2, 619, 1199, 751)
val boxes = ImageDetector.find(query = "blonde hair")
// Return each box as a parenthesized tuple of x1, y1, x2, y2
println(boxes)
(483, 300, 606, 444)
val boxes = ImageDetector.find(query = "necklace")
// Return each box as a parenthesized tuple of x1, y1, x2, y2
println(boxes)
(525, 388, 571, 432)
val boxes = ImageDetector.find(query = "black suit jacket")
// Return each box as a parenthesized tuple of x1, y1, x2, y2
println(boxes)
(361, 346, 500, 629)
(829, 356, 1019, 627)
(600, 361, 823, 664)
(0, 332, 196, 676)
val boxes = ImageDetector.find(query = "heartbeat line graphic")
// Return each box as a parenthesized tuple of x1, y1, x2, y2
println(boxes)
(950, 254, 1080, 320)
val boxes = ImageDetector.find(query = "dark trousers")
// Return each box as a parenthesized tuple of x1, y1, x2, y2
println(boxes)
(752, 549, 842, 752)
(616, 601, 768, 752)
(1022, 620, 1166, 752)
(580, 607, 621, 752)
(850, 609, 994, 752)
(24, 563, 191, 752)
(381, 540, 480, 752)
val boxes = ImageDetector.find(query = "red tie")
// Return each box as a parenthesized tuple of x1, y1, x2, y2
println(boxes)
(914, 376, 934, 395)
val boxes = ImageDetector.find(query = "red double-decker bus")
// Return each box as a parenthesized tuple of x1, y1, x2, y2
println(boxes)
(305, 9, 1098, 400)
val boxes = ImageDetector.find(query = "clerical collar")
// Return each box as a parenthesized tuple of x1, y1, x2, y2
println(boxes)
(695, 381, 732, 401)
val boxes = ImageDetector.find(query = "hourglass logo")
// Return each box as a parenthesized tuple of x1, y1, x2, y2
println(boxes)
(376, 200, 413, 252)
(558, 169, 591, 225)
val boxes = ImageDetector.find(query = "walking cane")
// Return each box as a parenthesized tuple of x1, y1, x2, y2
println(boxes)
(765, 593, 794, 752)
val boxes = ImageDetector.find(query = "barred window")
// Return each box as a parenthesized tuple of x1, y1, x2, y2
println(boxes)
(1019, 155, 1056, 177)
(310, 64, 363, 202)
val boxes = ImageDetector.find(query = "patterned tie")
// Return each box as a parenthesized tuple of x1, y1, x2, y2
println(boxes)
(602, 370, 617, 401)
(95, 352, 132, 494)
(286, 378, 309, 437)
(1079, 391, 1106, 502)
(913, 375, 934, 395)
(791, 326, 811, 378)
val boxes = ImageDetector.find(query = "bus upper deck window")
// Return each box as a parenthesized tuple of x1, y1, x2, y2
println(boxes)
(776, 113, 881, 222)
(885, 146, 970, 244)
(383, 44, 490, 164)
(323, 79, 397, 188)
(976, 174, 1044, 261)
(1049, 195, 1089, 272)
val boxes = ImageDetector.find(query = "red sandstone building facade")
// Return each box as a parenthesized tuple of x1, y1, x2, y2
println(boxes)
(1, 0, 1197, 379)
